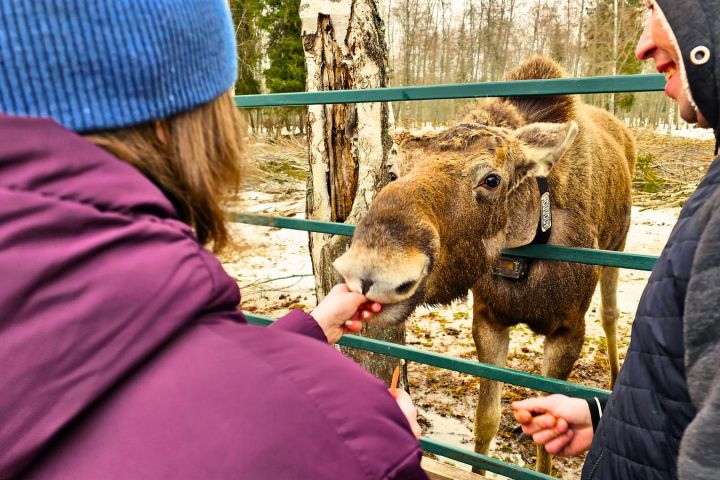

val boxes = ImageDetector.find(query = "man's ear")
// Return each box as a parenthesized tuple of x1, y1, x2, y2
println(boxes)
(511, 121, 578, 180)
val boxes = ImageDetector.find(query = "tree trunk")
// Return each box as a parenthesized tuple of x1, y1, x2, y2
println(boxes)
(483, 0, 494, 80)
(574, 0, 585, 76)
(611, 0, 619, 113)
(499, 0, 515, 77)
(566, 0, 572, 69)
(530, 3, 541, 56)
(300, 0, 404, 385)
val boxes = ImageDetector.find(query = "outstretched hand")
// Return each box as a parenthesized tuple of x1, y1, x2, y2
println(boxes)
(512, 394, 594, 457)
(390, 388, 422, 440)
(310, 283, 382, 344)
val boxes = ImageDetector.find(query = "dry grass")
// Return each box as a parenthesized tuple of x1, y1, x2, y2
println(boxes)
(242, 135, 308, 188)
(631, 127, 716, 208)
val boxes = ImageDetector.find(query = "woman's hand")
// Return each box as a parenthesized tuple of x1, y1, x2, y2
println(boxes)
(310, 283, 382, 344)
(390, 388, 422, 439)
(512, 394, 594, 457)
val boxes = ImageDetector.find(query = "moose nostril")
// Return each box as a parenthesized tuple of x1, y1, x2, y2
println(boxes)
(361, 278, 373, 295)
(395, 280, 416, 295)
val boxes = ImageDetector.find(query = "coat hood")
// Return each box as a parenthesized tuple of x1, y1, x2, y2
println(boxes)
(655, 0, 720, 139)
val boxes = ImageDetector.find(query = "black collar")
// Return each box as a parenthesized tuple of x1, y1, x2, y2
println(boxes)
(491, 176, 552, 280)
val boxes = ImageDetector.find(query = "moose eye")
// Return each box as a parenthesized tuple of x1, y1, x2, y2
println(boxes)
(482, 174, 501, 189)
(388, 171, 398, 182)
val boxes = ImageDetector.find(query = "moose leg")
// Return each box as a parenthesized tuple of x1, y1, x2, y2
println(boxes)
(536, 322, 586, 474)
(600, 266, 620, 387)
(471, 314, 510, 474)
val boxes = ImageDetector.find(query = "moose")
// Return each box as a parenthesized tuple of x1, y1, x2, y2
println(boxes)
(334, 56, 636, 474)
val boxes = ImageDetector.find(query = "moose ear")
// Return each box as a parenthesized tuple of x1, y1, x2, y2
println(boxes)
(512, 121, 578, 178)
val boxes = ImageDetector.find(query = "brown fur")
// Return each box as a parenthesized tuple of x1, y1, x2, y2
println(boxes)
(462, 98, 525, 128)
(503, 55, 578, 123)
(334, 56, 636, 474)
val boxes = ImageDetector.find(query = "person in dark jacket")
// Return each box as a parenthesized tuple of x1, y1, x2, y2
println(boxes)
(0, 1, 427, 479)
(512, 1, 720, 478)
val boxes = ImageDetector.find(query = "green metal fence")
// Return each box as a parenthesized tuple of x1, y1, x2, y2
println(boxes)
(234, 73, 664, 479)
(234, 213, 659, 271)
(236, 74, 665, 107)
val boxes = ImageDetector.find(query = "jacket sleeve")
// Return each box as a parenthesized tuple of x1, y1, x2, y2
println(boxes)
(586, 397, 608, 432)
(268, 309, 328, 342)
(678, 191, 720, 480)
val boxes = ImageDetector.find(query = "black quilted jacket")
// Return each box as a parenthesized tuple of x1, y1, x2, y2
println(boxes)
(582, 159, 720, 478)
(582, 2, 720, 478)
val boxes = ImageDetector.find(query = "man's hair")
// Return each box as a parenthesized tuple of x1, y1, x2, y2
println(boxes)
(85, 92, 244, 252)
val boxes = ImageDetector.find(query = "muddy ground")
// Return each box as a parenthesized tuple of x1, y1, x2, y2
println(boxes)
(222, 128, 716, 479)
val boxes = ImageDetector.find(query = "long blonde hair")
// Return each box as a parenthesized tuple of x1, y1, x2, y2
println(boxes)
(85, 92, 244, 252)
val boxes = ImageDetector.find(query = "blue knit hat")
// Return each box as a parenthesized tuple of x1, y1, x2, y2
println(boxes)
(0, 0, 237, 132)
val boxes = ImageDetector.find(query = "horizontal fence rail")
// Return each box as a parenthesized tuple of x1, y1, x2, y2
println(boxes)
(234, 212, 356, 237)
(232, 213, 658, 271)
(419, 438, 554, 480)
(235, 74, 665, 107)
(244, 313, 610, 400)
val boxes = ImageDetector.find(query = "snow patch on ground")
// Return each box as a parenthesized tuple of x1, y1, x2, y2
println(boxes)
(654, 125, 715, 140)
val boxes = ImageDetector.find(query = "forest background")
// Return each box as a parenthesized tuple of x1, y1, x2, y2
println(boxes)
(231, 0, 684, 133)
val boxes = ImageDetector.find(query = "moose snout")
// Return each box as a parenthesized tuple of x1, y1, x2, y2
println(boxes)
(337, 273, 420, 304)
(333, 248, 430, 304)
(356, 276, 418, 299)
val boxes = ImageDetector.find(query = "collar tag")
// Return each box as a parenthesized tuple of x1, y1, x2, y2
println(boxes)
(540, 191, 552, 232)
(532, 177, 552, 244)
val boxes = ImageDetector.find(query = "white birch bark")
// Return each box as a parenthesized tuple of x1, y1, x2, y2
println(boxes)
(301, 0, 403, 383)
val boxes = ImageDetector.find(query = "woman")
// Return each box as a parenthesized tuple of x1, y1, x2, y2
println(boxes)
(0, 1, 425, 478)
(513, 1, 720, 478)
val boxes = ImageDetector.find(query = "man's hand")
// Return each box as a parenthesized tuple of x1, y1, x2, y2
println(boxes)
(512, 394, 594, 457)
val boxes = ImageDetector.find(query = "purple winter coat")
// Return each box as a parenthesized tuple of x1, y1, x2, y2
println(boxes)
(0, 114, 427, 480)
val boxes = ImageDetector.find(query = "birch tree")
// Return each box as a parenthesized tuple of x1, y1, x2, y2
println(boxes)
(301, 0, 403, 383)
(610, 0, 619, 112)
(574, 0, 586, 76)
